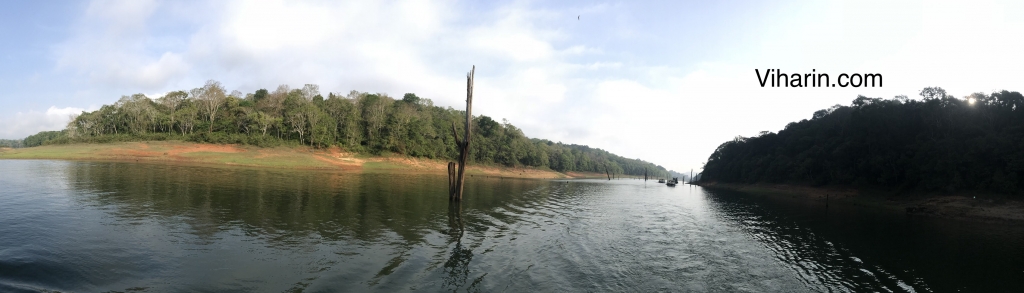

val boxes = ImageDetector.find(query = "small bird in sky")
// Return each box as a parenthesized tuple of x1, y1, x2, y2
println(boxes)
(578, 15, 580, 20)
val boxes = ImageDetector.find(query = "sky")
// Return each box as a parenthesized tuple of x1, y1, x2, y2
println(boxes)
(1, 0, 1022, 173)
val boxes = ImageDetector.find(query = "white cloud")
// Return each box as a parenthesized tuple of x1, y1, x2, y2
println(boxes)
(583, 62, 621, 70)
(0, 107, 92, 139)
(55, 0, 183, 89)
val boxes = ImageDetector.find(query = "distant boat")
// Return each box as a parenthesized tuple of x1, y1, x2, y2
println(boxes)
(658, 179, 666, 183)
(667, 177, 678, 186)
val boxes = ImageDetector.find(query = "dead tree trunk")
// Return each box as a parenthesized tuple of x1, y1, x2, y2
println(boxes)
(605, 165, 611, 180)
(449, 66, 475, 201)
(448, 162, 457, 196)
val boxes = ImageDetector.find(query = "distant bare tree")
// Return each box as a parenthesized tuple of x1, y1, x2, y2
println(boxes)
(287, 110, 307, 145)
(237, 107, 254, 135)
(194, 80, 227, 132)
(74, 112, 98, 136)
(175, 103, 199, 135)
(65, 113, 80, 138)
(160, 91, 187, 112)
(301, 84, 320, 101)
(359, 93, 392, 143)
(254, 111, 277, 137)
(159, 91, 188, 135)
(257, 84, 290, 115)
(919, 87, 948, 100)
(346, 90, 364, 100)
(119, 94, 156, 134)
(304, 103, 324, 147)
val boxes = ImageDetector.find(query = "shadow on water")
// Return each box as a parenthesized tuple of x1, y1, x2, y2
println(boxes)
(701, 187, 1024, 292)
(442, 202, 481, 292)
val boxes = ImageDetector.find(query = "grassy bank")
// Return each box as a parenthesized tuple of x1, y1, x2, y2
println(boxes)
(697, 182, 1024, 223)
(0, 141, 571, 179)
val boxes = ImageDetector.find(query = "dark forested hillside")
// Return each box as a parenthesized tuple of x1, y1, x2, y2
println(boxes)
(701, 88, 1024, 194)
(34, 80, 668, 177)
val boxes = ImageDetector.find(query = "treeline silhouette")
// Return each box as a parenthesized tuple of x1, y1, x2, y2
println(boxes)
(23, 131, 63, 147)
(1, 132, 61, 148)
(0, 139, 23, 148)
(39, 80, 669, 177)
(701, 87, 1024, 194)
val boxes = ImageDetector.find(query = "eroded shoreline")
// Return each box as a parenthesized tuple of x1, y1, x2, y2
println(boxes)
(0, 141, 598, 179)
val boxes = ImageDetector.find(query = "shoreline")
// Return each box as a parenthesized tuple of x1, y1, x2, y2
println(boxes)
(0, 141, 583, 179)
(696, 182, 1024, 223)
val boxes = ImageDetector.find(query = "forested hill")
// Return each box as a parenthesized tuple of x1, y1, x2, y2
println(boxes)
(701, 88, 1024, 194)
(36, 80, 669, 177)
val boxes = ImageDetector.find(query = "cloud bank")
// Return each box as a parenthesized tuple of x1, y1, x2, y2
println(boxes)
(1, 107, 89, 139)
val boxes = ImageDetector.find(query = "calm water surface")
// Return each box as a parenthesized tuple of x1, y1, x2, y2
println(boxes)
(1, 160, 1023, 292)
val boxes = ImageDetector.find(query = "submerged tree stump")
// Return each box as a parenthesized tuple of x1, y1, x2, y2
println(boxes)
(448, 162, 457, 196)
(449, 66, 475, 201)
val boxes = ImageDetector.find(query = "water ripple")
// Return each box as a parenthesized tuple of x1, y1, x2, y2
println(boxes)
(3, 161, 1023, 291)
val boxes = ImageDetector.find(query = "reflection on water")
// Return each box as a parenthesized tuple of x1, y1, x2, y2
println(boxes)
(704, 188, 1024, 292)
(703, 189, 930, 292)
(442, 203, 475, 291)
(1, 160, 1023, 292)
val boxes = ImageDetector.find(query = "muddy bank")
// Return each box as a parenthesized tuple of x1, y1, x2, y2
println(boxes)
(0, 141, 573, 179)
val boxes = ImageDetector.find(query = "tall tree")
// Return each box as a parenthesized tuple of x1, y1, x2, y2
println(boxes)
(301, 84, 320, 101)
(175, 102, 199, 135)
(194, 80, 227, 132)
(360, 94, 392, 150)
(159, 91, 188, 135)
(324, 94, 360, 147)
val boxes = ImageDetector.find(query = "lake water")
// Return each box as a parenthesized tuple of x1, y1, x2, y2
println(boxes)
(1, 160, 1023, 292)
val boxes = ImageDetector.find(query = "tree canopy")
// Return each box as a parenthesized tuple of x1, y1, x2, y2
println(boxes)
(701, 88, 1024, 194)
(24, 131, 63, 147)
(29, 80, 669, 178)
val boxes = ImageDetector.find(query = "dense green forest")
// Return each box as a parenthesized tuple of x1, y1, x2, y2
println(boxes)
(701, 87, 1024, 194)
(23, 131, 63, 147)
(30, 80, 668, 177)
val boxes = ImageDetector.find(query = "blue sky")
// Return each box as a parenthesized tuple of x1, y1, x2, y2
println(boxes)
(2, 0, 1022, 173)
